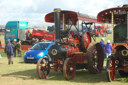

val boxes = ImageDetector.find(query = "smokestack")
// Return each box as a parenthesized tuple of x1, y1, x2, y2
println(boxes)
(54, 9, 61, 44)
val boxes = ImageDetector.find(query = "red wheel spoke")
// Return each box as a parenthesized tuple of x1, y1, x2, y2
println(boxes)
(37, 57, 50, 79)
(40, 65, 44, 67)
(109, 67, 114, 72)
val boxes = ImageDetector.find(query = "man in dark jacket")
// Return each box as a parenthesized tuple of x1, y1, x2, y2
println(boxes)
(100, 38, 105, 57)
(5, 39, 13, 64)
(100, 38, 105, 49)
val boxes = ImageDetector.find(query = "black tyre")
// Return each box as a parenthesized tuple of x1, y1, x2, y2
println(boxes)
(87, 42, 104, 73)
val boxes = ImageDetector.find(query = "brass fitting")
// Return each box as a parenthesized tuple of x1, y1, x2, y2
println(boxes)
(121, 50, 128, 56)
(54, 8, 61, 12)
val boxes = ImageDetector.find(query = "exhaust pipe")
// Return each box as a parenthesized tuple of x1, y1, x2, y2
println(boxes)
(54, 9, 61, 44)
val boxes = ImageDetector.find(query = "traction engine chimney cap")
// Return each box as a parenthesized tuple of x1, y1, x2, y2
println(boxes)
(54, 8, 61, 12)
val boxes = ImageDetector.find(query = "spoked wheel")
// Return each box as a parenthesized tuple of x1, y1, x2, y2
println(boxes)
(81, 31, 91, 52)
(106, 57, 115, 82)
(63, 58, 76, 80)
(37, 57, 50, 79)
(87, 42, 104, 73)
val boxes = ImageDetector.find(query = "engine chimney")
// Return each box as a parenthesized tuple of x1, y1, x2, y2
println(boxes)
(54, 9, 61, 44)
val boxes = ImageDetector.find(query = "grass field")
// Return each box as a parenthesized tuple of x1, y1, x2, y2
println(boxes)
(0, 57, 128, 85)
(0, 34, 128, 85)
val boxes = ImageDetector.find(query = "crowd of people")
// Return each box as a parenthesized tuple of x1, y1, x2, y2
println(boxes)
(4, 39, 22, 65)
(100, 38, 112, 69)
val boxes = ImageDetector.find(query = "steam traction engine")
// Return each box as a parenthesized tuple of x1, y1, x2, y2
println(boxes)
(37, 9, 104, 80)
(97, 5, 128, 82)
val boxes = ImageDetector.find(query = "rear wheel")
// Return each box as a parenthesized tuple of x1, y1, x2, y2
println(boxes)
(37, 57, 50, 79)
(106, 57, 115, 82)
(63, 58, 76, 80)
(87, 42, 104, 73)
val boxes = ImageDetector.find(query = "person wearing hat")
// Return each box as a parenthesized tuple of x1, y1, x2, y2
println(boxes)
(100, 38, 105, 54)
(105, 40, 112, 59)
(104, 40, 112, 69)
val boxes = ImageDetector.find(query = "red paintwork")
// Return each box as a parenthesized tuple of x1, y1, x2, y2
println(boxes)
(71, 53, 88, 64)
(97, 7, 128, 24)
(21, 45, 32, 50)
(92, 25, 107, 36)
(118, 66, 128, 72)
(20, 29, 55, 46)
(30, 29, 55, 41)
(83, 32, 91, 48)
(45, 10, 103, 25)
(63, 45, 79, 57)
(112, 43, 128, 53)
(78, 17, 104, 24)
(109, 58, 115, 81)
(45, 11, 78, 25)
(62, 31, 91, 57)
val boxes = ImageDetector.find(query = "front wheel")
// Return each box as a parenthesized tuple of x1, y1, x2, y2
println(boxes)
(37, 57, 50, 79)
(63, 58, 76, 80)
(106, 57, 115, 82)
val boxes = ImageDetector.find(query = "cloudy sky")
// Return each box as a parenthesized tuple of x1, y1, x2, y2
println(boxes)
(0, 0, 127, 27)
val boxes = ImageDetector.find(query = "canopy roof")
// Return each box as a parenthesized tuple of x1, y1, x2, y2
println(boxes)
(45, 10, 103, 25)
(97, 5, 128, 24)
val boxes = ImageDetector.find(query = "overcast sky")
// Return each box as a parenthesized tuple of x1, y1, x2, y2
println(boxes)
(0, 0, 127, 27)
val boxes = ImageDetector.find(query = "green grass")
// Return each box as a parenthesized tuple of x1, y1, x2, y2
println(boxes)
(0, 56, 128, 85)
(92, 34, 113, 44)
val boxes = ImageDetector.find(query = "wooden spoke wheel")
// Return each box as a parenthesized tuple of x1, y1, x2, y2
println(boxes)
(63, 58, 76, 80)
(87, 42, 104, 73)
(37, 57, 50, 79)
(106, 57, 115, 82)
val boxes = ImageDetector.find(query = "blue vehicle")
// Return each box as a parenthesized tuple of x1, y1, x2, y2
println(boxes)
(24, 42, 54, 63)
(5, 21, 28, 43)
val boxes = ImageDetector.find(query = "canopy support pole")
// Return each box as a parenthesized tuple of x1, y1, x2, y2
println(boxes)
(127, 11, 128, 41)
(111, 11, 114, 43)
(63, 14, 65, 30)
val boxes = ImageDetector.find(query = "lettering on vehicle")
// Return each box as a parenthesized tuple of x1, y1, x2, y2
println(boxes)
(19, 24, 26, 27)
(44, 34, 53, 38)
(6, 34, 15, 38)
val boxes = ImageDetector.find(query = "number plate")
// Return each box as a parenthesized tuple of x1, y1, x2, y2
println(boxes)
(27, 57, 34, 59)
